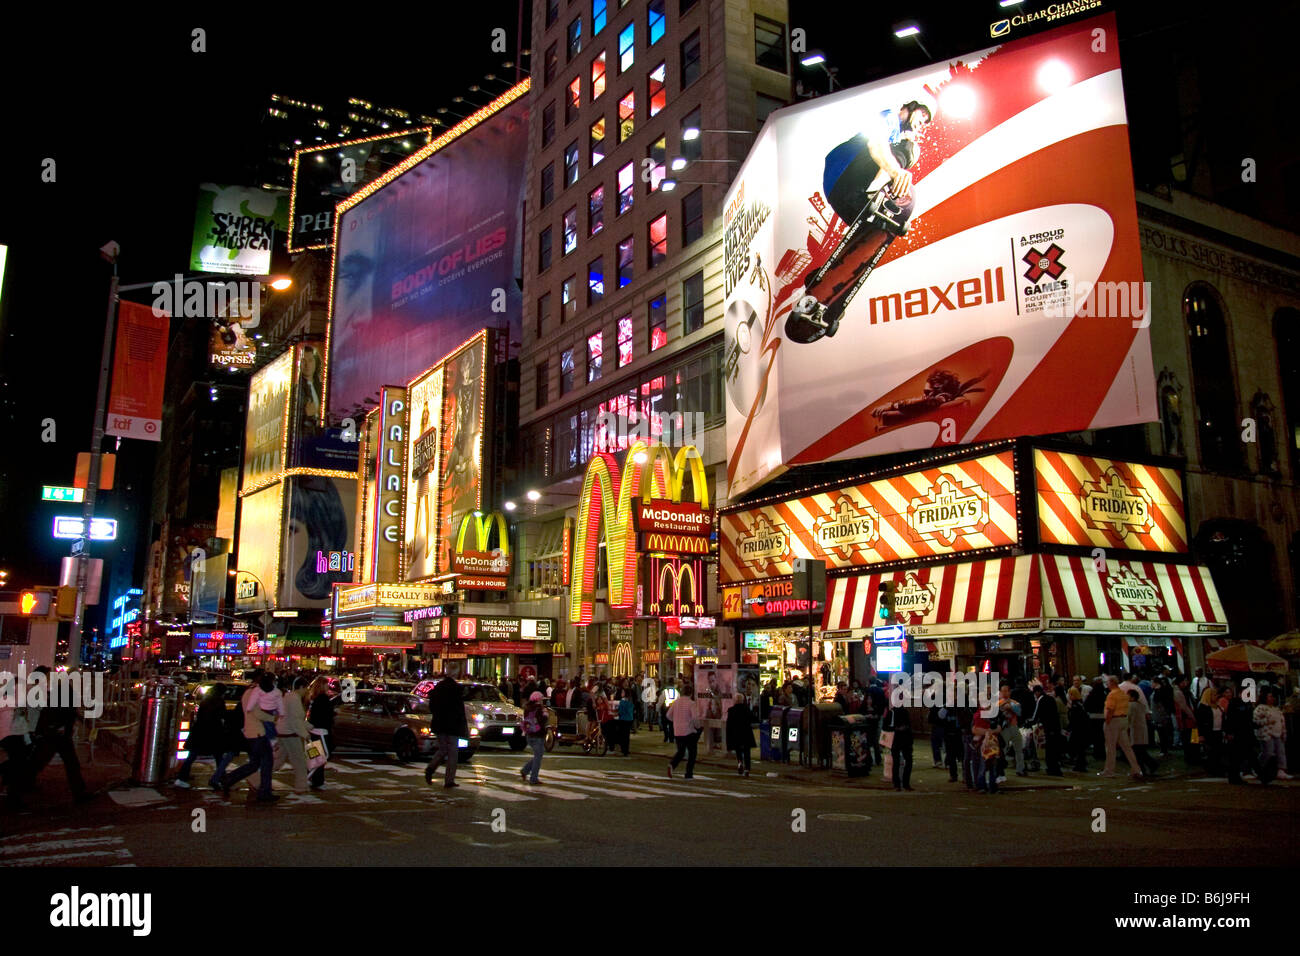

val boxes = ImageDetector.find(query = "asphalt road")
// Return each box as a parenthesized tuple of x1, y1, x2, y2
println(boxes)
(4, 741, 1298, 868)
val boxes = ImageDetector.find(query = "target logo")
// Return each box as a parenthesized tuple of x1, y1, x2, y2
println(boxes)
(457, 617, 477, 640)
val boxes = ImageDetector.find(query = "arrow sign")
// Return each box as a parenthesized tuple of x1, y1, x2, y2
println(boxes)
(873, 624, 905, 644)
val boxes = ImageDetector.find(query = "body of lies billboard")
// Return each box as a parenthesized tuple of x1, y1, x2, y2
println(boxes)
(723, 13, 1153, 498)
(720, 451, 1018, 583)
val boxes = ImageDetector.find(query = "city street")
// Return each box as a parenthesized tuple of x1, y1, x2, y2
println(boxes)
(4, 741, 1297, 867)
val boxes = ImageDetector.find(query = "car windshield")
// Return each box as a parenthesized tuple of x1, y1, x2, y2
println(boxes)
(460, 684, 505, 703)
(386, 695, 429, 715)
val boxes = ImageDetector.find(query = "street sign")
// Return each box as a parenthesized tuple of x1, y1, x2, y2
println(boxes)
(42, 486, 85, 503)
(53, 516, 117, 540)
(873, 624, 906, 644)
(70, 539, 85, 555)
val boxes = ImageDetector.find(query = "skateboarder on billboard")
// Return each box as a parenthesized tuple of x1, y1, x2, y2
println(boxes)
(786, 92, 936, 344)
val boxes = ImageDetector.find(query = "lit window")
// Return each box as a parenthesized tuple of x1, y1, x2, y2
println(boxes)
(562, 275, 578, 320)
(647, 135, 666, 191)
(618, 91, 635, 142)
(589, 116, 606, 166)
(567, 76, 581, 124)
(617, 162, 634, 215)
(618, 315, 634, 367)
(649, 294, 667, 351)
(588, 331, 604, 383)
(589, 185, 605, 235)
(648, 62, 667, 117)
(567, 17, 583, 61)
(680, 106, 701, 162)
(648, 0, 665, 45)
(649, 213, 667, 268)
(561, 348, 576, 394)
(588, 256, 605, 304)
(563, 207, 578, 255)
(617, 236, 634, 286)
(754, 16, 787, 73)
(680, 30, 701, 88)
(619, 23, 635, 73)
(564, 142, 580, 186)
(592, 51, 607, 99)
(593, 0, 607, 35)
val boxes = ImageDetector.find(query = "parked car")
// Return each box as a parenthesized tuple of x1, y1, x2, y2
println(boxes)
(330, 690, 479, 763)
(411, 679, 525, 751)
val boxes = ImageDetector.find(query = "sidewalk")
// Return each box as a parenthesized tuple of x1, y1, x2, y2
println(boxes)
(0, 738, 132, 815)
(624, 728, 1204, 790)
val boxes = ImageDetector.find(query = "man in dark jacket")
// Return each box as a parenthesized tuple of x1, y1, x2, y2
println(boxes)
(1030, 685, 1063, 776)
(174, 683, 233, 790)
(725, 696, 756, 776)
(424, 675, 469, 788)
(27, 667, 90, 803)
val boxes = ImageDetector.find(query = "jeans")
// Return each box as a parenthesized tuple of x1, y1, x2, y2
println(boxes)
(735, 746, 752, 773)
(982, 754, 999, 792)
(617, 721, 633, 755)
(662, 711, 675, 743)
(520, 736, 545, 782)
(1001, 725, 1024, 773)
(1259, 735, 1287, 772)
(891, 737, 913, 789)
(962, 733, 979, 788)
(223, 735, 274, 799)
(943, 733, 961, 780)
(425, 734, 459, 784)
(178, 748, 237, 785)
(670, 731, 699, 776)
(30, 731, 87, 799)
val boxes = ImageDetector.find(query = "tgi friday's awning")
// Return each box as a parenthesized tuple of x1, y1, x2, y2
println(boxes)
(821, 553, 1228, 640)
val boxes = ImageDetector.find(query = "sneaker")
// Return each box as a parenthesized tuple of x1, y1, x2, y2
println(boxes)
(996, 775, 1007, 784)
(1243, 772, 1258, 780)
(527, 779, 543, 785)
(424, 766, 435, 785)
(172, 779, 191, 789)
(1277, 770, 1292, 780)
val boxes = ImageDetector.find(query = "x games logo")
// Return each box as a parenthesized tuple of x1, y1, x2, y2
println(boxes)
(1023, 244, 1065, 283)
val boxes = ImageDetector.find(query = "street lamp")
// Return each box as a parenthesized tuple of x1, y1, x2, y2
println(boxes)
(798, 51, 840, 95)
(893, 21, 931, 59)
(681, 126, 755, 141)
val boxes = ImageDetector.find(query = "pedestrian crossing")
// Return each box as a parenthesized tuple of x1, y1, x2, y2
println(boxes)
(0, 825, 133, 866)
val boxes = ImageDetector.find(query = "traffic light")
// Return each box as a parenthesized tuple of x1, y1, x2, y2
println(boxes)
(55, 586, 77, 619)
(878, 581, 896, 622)
(19, 591, 38, 614)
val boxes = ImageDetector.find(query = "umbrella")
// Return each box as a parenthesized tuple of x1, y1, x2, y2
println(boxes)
(1265, 631, 1300, 657)
(1205, 642, 1289, 675)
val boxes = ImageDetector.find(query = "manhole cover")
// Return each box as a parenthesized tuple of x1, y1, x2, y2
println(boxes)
(816, 813, 871, 822)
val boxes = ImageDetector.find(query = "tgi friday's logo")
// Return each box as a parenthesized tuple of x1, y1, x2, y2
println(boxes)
(907, 473, 988, 548)
(1079, 467, 1154, 541)
(1105, 564, 1163, 620)
(737, 513, 789, 565)
(813, 495, 881, 560)
(893, 571, 938, 622)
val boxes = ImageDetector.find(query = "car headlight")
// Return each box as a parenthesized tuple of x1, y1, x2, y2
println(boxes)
(417, 726, 433, 735)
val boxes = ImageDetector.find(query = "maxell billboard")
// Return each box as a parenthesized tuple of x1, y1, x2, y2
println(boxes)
(723, 14, 1153, 497)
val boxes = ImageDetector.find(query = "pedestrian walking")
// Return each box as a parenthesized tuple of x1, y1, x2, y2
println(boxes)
(0, 674, 33, 810)
(1030, 684, 1063, 776)
(1127, 689, 1159, 776)
(596, 690, 616, 752)
(939, 707, 962, 782)
(883, 700, 914, 791)
(270, 677, 312, 793)
(174, 683, 235, 790)
(667, 684, 700, 779)
(996, 683, 1025, 780)
(1254, 690, 1290, 780)
(1067, 687, 1090, 772)
(726, 693, 755, 776)
(306, 676, 334, 791)
(1101, 676, 1142, 780)
(927, 704, 945, 768)
(658, 679, 678, 743)
(1085, 677, 1107, 760)
(424, 672, 468, 789)
(616, 689, 634, 755)
(1150, 678, 1175, 755)
(1223, 685, 1255, 784)
(972, 709, 999, 793)
(24, 666, 90, 804)
(518, 692, 549, 785)
(220, 672, 281, 803)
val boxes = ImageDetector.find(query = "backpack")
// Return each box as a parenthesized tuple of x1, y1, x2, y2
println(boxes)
(523, 707, 544, 735)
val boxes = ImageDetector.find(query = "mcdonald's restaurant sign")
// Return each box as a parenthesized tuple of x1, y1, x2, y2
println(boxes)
(570, 440, 709, 625)
(452, 510, 512, 590)
(642, 555, 706, 618)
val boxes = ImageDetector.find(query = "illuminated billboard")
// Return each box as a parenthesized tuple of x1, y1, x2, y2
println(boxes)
(281, 475, 357, 607)
(323, 85, 527, 424)
(234, 486, 283, 610)
(403, 364, 444, 581)
(357, 387, 407, 583)
(723, 14, 1152, 497)
(243, 349, 293, 492)
(189, 183, 290, 277)
(288, 128, 435, 252)
(437, 333, 487, 573)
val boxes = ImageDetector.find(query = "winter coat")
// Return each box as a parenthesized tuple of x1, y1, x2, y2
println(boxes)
(726, 701, 755, 750)
(307, 692, 335, 733)
(188, 694, 227, 756)
(429, 677, 469, 737)
(1129, 694, 1151, 746)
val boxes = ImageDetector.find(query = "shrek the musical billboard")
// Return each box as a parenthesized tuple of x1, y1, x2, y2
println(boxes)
(723, 14, 1153, 497)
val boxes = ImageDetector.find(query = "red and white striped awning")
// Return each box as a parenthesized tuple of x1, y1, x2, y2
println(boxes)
(821, 555, 1040, 638)
(821, 554, 1228, 639)
(1203, 637, 1269, 653)
(1040, 555, 1227, 636)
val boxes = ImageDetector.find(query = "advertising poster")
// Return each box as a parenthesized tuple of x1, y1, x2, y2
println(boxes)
(189, 183, 290, 277)
(164, 522, 214, 617)
(290, 342, 357, 470)
(243, 349, 293, 490)
(289, 128, 435, 251)
(324, 90, 527, 424)
(281, 475, 358, 607)
(404, 366, 444, 580)
(106, 301, 169, 441)
(723, 14, 1152, 497)
(215, 467, 239, 541)
(234, 486, 283, 610)
(437, 334, 487, 573)
(192, 552, 228, 625)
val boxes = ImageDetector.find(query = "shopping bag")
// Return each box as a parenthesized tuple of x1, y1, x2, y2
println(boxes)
(305, 736, 329, 771)
(878, 730, 895, 750)
(1189, 728, 1200, 745)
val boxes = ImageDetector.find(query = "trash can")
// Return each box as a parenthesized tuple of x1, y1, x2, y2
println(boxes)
(767, 705, 787, 762)
(785, 706, 805, 764)
(759, 720, 775, 761)
(810, 702, 844, 769)
(132, 680, 180, 786)
(830, 714, 871, 776)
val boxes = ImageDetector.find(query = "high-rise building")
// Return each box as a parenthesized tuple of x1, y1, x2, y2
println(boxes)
(515, 0, 791, 677)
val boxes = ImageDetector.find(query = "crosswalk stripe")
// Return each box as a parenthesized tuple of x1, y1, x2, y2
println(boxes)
(0, 836, 124, 856)
(6, 848, 133, 866)
(536, 770, 707, 799)
(469, 776, 588, 800)
(0, 825, 115, 842)
(455, 782, 536, 802)
(564, 769, 759, 797)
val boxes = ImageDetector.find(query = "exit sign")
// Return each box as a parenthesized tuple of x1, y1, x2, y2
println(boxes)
(43, 486, 85, 503)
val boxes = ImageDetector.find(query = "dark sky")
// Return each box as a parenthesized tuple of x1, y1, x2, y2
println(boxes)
(0, 7, 531, 591)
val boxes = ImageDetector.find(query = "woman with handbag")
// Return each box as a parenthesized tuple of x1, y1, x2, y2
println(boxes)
(882, 700, 913, 791)
(306, 676, 335, 792)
